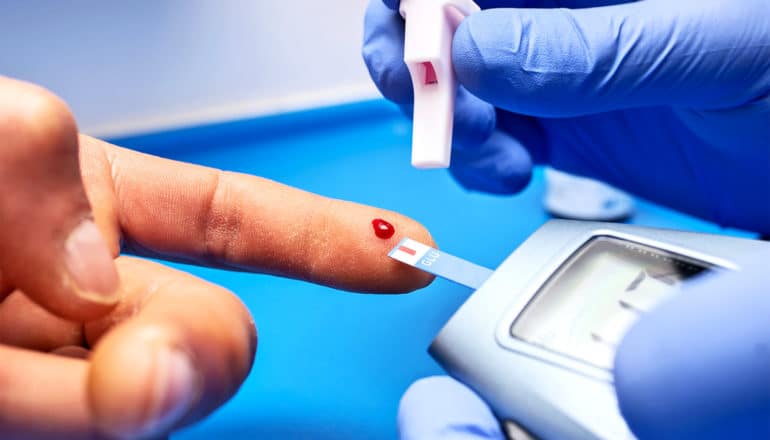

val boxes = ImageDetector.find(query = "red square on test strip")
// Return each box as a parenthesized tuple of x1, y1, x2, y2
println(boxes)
(399, 245, 417, 256)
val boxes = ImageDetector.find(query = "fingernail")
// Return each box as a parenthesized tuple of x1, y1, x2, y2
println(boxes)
(64, 219, 119, 301)
(135, 348, 198, 439)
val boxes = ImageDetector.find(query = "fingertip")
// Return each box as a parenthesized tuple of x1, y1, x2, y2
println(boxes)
(400, 376, 474, 413)
(89, 324, 201, 440)
(374, 60, 415, 106)
(384, 213, 437, 292)
(88, 258, 257, 439)
(332, 206, 436, 294)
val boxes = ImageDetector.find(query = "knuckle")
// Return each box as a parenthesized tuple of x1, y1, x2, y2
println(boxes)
(294, 196, 340, 287)
(0, 80, 77, 160)
(201, 171, 243, 264)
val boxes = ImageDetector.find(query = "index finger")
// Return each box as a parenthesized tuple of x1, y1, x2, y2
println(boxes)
(80, 135, 435, 293)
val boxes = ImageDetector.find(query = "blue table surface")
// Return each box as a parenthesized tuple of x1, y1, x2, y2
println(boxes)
(113, 100, 753, 440)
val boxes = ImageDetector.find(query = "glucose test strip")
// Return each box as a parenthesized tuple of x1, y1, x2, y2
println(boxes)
(388, 238, 492, 289)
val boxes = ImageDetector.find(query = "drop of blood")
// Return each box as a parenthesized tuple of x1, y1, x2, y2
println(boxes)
(372, 218, 395, 239)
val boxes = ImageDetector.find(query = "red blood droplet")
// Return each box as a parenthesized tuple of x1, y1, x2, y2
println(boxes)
(372, 218, 395, 239)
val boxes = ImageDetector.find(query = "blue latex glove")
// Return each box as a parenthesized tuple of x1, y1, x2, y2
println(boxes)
(363, 0, 770, 234)
(398, 251, 770, 439)
(398, 376, 505, 440)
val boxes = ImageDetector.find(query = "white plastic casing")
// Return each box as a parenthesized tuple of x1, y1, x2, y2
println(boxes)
(400, 0, 480, 169)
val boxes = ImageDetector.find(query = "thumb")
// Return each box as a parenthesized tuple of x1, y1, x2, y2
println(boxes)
(614, 250, 770, 439)
(452, 0, 770, 116)
(0, 78, 119, 320)
(398, 376, 504, 440)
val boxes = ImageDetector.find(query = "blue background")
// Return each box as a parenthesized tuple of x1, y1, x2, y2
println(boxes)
(113, 100, 753, 440)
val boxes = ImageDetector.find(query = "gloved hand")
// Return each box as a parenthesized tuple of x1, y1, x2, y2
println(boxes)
(398, 376, 506, 440)
(398, 250, 770, 439)
(363, 0, 770, 235)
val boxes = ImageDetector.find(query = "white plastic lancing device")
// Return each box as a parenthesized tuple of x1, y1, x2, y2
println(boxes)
(400, 0, 480, 169)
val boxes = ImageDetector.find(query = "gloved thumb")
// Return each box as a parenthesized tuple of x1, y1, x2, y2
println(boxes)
(398, 376, 505, 440)
(452, 0, 770, 117)
(614, 249, 770, 439)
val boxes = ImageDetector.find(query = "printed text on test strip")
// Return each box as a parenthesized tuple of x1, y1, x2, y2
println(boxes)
(388, 238, 493, 290)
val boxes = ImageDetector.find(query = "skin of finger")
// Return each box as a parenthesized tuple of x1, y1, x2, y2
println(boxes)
(0, 290, 84, 351)
(51, 346, 91, 359)
(0, 78, 117, 321)
(86, 257, 257, 436)
(80, 137, 435, 293)
(0, 270, 12, 301)
(79, 135, 123, 253)
(0, 345, 107, 440)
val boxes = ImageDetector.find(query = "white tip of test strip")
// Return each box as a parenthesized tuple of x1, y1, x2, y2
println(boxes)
(400, 0, 480, 169)
(388, 238, 493, 290)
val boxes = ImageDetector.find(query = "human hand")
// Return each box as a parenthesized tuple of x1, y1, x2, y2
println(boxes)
(397, 251, 770, 440)
(0, 76, 434, 439)
(398, 376, 505, 440)
(363, 0, 770, 234)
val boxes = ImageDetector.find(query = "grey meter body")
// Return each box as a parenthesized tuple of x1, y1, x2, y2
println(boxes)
(430, 220, 769, 439)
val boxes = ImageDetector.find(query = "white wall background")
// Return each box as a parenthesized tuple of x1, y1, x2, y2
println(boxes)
(0, 1, 380, 136)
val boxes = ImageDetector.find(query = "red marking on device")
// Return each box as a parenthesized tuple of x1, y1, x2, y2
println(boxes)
(398, 245, 417, 256)
(422, 62, 438, 85)
(372, 218, 395, 239)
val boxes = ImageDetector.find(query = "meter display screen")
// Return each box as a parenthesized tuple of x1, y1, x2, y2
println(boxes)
(511, 236, 711, 369)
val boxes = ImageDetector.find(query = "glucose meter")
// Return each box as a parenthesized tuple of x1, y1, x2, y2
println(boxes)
(389, 220, 769, 439)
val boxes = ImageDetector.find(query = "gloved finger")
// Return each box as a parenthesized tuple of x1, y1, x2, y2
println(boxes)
(452, 87, 497, 146)
(398, 376, 504, 440)
(496, 109, 547, 163)
(450, 129, 533, 194)
(382, 0, 399, 10)
(381, 1, 629, 11)
(85, 256, 255, 440)
(474, 0, 636, 7)
(368, 0, 640, 103)
(363, 2, 496, 146)
(0, 345, 109, 440)
(453, 0, 770, 116)
(0, 77, 119, 321)
(79, 135, 434, 293)
(614, 250, 770, 440)
(0, 290, 84, 352)
(397, 86, 497, 147)
(364, 1, 413, 105)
